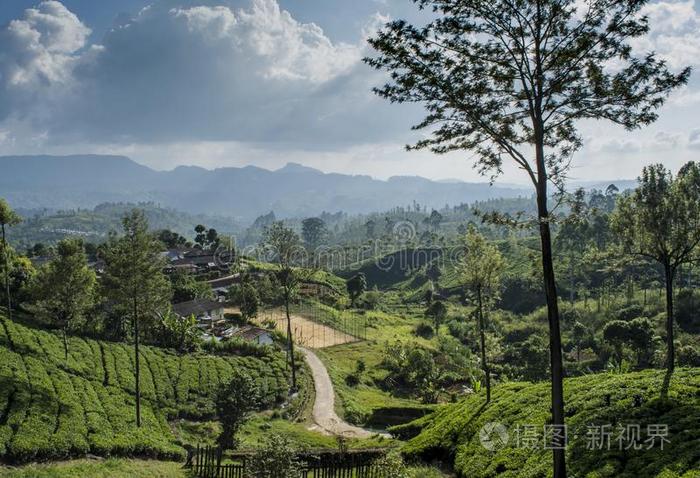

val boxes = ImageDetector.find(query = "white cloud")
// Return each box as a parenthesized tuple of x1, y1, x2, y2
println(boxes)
(632, 0, 700, 69)
(0, 0, 413, 149)
(0, 1, 90, 87)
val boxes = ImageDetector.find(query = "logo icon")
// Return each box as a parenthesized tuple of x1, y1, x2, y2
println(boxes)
(479, 422, 509, 451)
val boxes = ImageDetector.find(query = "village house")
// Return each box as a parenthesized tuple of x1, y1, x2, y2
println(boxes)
(172, 298, 225, 331)
(230, 325, 274, 346)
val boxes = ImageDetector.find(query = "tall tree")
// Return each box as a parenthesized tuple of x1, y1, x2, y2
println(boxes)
(0, 199, 21, 321)
(366, 2, 688, 474)
(101, 210, 171, 427)
(30, 239, 97, 360)
(301, 217, 328, 250)
(556, 188, 590, 304)
(611, 162, 700, 396)
(261, 221, 306, 391)
(460, 226, 504, 402)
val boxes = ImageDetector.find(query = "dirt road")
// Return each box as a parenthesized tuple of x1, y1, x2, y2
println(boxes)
(299, 347, 382, 438)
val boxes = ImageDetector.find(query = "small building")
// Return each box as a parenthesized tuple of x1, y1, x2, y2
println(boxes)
(172, 299, 225, 331)
(231, 325, 274, 346)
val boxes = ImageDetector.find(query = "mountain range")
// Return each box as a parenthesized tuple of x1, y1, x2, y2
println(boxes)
(0, 155, 633, 222)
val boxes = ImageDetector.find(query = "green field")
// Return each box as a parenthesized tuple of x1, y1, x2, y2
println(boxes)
(0, 316, 289, 464)
(395, 369, 700, 478)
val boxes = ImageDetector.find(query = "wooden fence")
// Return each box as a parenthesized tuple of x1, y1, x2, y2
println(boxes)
(189, 445, 390, 478)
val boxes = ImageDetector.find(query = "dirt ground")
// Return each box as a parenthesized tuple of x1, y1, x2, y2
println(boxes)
(255, 309, 357, 349)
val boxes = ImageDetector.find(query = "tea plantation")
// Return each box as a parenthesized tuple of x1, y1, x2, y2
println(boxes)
(393, 369, 700, 478)
(0, 317, 289, 464)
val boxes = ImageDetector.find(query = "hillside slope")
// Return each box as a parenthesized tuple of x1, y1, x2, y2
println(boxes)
(0, 317, 289, 464)
(394, 370, 700, 478)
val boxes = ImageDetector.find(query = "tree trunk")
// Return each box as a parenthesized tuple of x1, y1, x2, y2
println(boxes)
(2, 224, 11, 321)
(134, 299, 141, 427)
(661, 262, 675, 398)
(285, 289, 297, 392)
(569, 255, 575, 305)
(63, 326, 69, 362)
(535, 131, 567, 478)
(477, 286, 490, 403)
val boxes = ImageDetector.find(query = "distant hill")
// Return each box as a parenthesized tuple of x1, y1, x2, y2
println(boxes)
(0, 155, 531, 221)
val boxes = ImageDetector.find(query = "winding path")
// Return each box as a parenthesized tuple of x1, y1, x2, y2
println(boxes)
(299, 347, 385, 438)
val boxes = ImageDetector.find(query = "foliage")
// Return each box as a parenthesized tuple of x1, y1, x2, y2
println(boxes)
(603, 318, 656, 369)
(346, 272, 367, 307)
(373, 450, 409, 478)
(156, 229, 189, 249)
(1, 198, 22, 320)
(424, 300, 447, 333)
(0, 458, 187, 478)
(381, 342, 443, 403)
(157, 310, 201, 352)
(29, 239, 97, 358)
(301, 217, 328, 250)
(169, 271, 213, 303)
(414, 322, 434, 339)
(612, 162, 700, 389)
(460, 225, 505, 400)
(367, 3, 689, 475)
(0, 318, 289, 463)
(261, 221, 312, 390)
(101, 210, 172, 341)
(245, 434, 301, 478)
(398, 369, 700, 478)
(228, 275, 260, 320)
(215, 371, 260, 450)
(194, 224, 220, 251)
(675, 290, 700, 334)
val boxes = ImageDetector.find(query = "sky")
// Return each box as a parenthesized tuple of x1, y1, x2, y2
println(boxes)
(0, 0, 699, 184)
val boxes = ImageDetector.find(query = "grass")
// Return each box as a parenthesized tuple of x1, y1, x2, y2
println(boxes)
(0, 459, 186, 477)
(314, 308, 438, 426)
(395, 368, 700, 478)
(0, 315, 290, 464)
(0, 457, 451, 477)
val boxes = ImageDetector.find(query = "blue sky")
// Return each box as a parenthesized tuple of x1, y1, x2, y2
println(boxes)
(0, 0, 699, 184)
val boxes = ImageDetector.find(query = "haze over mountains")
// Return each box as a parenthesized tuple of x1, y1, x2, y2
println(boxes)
(0, 155, 633, 221)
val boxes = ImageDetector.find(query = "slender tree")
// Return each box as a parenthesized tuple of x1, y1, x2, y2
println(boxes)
(366, 2, 688, 474)
(460, 226, 505, 402)
(0, 199, 21, 321)
(261, 221, 306, 391)
(102, 210, 171, 427)
(611, 162, 700, 396)
(30, 239, 97, 360)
